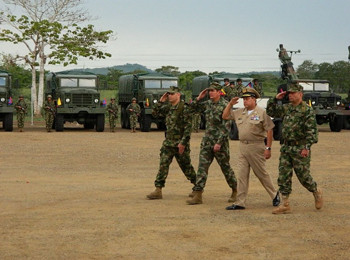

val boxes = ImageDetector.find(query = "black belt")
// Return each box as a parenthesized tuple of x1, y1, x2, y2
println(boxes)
(283, 140, 306, 146)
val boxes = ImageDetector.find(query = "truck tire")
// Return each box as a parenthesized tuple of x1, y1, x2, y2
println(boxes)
(228, 121, 239, 140)
(273, 120, 282, 141)
(55, 114, 64, 132)
(343, 116, 350, 130)
(121, 107, 126, 128)
(329, 114, 343, 132)
(96, 114, 105, 132)
(4, 113, 13, 132)
(200, 113, 206, 130)
(140, 115, 152, 132)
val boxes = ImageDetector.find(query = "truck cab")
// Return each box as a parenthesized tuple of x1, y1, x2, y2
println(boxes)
(119, 72, 178, 132)
(46, 71, 105, 132)
(0, 70, 14, 131)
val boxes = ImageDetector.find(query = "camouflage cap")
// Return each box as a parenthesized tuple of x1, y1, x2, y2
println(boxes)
(47, 95, 52, 98)
(167, 86, 180, 94)
(241, 87, 260, 98)
(111, 97, 115, 100)
(19, 95, 24, 98)
(288, 83, 303, 92)
(207, 82, 222, 91)
(131, 97, 137, 101)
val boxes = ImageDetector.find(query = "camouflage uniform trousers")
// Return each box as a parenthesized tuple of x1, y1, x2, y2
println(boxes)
(45, 112, 54, 131)
(278, 144, 317, 196)
(17, 112, 25, 128)
(154, 144, 196, 188)
(192, 113, 201, 132)
(193, 138, 237, 191)
(109, 113, 117, 129)
(129, 114, 138, 129)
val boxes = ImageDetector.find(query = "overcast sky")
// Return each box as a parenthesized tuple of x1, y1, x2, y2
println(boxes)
(1, 0, 350, 73)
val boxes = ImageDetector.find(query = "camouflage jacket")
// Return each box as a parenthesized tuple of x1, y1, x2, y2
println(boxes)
(190, 97, 229, 145)
(233, 84, 244, 97)
(44, 100, 56, 113)
(223, 85, 236, 101)
(127, 103, 141, 115)
(15, 100, 27, 113)
(152, 101, 192, 147)
(266, 98, 318, 147)
(107, 103, 118, 115)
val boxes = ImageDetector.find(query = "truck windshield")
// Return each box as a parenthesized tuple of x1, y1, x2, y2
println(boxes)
(162, 80, 178, 89)
(79, 79, 96, 88)
(0, 77, 6, 87)
(61, 78, 78, 87)
(60, 78, 96, 88)
(315, 83, 329, 91)
(299, 82, 314, 91)
(144, 80, 161, 89)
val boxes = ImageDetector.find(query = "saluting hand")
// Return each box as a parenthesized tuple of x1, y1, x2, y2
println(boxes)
(229, 97, 239, 106)
(160, 93, 168, 102)
(197, 89, 208, 101)
(276, 91, 287, 100)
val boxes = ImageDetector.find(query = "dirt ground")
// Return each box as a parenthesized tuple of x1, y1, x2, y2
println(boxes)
(0, 122, 350, 259)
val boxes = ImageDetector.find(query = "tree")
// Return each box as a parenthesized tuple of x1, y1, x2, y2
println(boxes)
(179, 70, 206, 91)
(155, 65, 180, 76)
(296, 60, 318, 79)
(0, 0, 113, 114)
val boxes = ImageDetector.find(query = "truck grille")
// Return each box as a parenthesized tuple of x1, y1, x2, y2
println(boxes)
(72, 94, 93, 106)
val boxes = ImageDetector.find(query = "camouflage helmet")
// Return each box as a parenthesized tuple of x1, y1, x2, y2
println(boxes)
(131, 97, 137, 101)
(207, 82, 222, 91)
(47, 95, 52, 98)
(288, 83, 303, 92)
(167, 86, 180, 94)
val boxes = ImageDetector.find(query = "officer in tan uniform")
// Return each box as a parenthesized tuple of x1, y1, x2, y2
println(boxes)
(222, 88, 280, 210)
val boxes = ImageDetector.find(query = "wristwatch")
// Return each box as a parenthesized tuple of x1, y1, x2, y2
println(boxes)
(265, 147, 271, 150)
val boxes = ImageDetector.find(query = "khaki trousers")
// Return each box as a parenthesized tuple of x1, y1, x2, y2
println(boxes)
(235, 141, 276, 207)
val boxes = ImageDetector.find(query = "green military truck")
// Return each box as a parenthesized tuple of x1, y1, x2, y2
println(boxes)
(45, 71, 105, 132)
(0, 70, 14, 131)
(118, 72, 178, 132)
(192, 73, 255, 139)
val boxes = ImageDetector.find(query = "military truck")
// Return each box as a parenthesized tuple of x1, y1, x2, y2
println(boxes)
(118, 72, 178, 132)
(273, 45, 344, 137)
(192, 73, 257, 139)
(45, 71, 105, 132)
(0, 70, 14, 131)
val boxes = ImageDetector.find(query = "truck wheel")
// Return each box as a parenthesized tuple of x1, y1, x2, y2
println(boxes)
(343, 116, 350, 129)
(273, 120, 282, 140)
(329, 114, 343, 132)
(4, 113, 13, 132)
(96, 114, 105, 132)
(121, 107, 126, 128)
(228, 121, 239, 140)
(140, 115, 152, 132)
(55, 114, 64, 132)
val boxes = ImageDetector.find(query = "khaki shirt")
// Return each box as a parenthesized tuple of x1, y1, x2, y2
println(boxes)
(229, 106, 274, 141)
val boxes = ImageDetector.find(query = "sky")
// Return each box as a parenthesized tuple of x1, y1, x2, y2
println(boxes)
(1, 0, 350, 73)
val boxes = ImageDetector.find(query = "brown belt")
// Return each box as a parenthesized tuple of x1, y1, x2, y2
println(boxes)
(240, 140, 263, 144)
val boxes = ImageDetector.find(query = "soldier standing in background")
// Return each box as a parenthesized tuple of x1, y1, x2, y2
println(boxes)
(146, 86, 196, 199)
(233, 78, 245, 97)
(222, 88, 280, 210)
(43, 95, 56, 132)
(252, 79, 262, 96)
(15, 95, 27, 132)
(266, 83, 323, 214)
(127, 97, 141, 133)
(107, 98, 118, 132)
(186, 83, 237, 205)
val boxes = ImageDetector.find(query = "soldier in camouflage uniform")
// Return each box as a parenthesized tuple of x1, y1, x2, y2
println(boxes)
(127, 98, 141, 132)
(43, 95, 56, 132)
(222, 78, 236, 101)
(186, 82, 237, 205)
(252, 79, 262, 96)
(266, 83, 323, 214)
(232, 78, 245, 98)
(146, 86, 196, 200)
(107, 98, 118, 132)
(15, 95, 27, 132)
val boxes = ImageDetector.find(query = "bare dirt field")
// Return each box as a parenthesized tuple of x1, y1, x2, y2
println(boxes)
(1, 122, 350, 259)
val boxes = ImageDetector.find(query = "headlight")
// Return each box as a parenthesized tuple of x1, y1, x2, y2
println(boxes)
(311, 101, 316, 105)
(65, 98, 70, 103)
(0, 98, 5, 102)
(336, 101, 341, 105)
(153, 99, 158, 104)
(94, 98, 99, 103)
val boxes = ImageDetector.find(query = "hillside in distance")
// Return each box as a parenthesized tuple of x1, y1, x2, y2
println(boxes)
(68, 63, 154, 75)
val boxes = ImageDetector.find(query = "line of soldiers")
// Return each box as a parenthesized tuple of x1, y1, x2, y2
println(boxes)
(146, 83, 323, 215)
